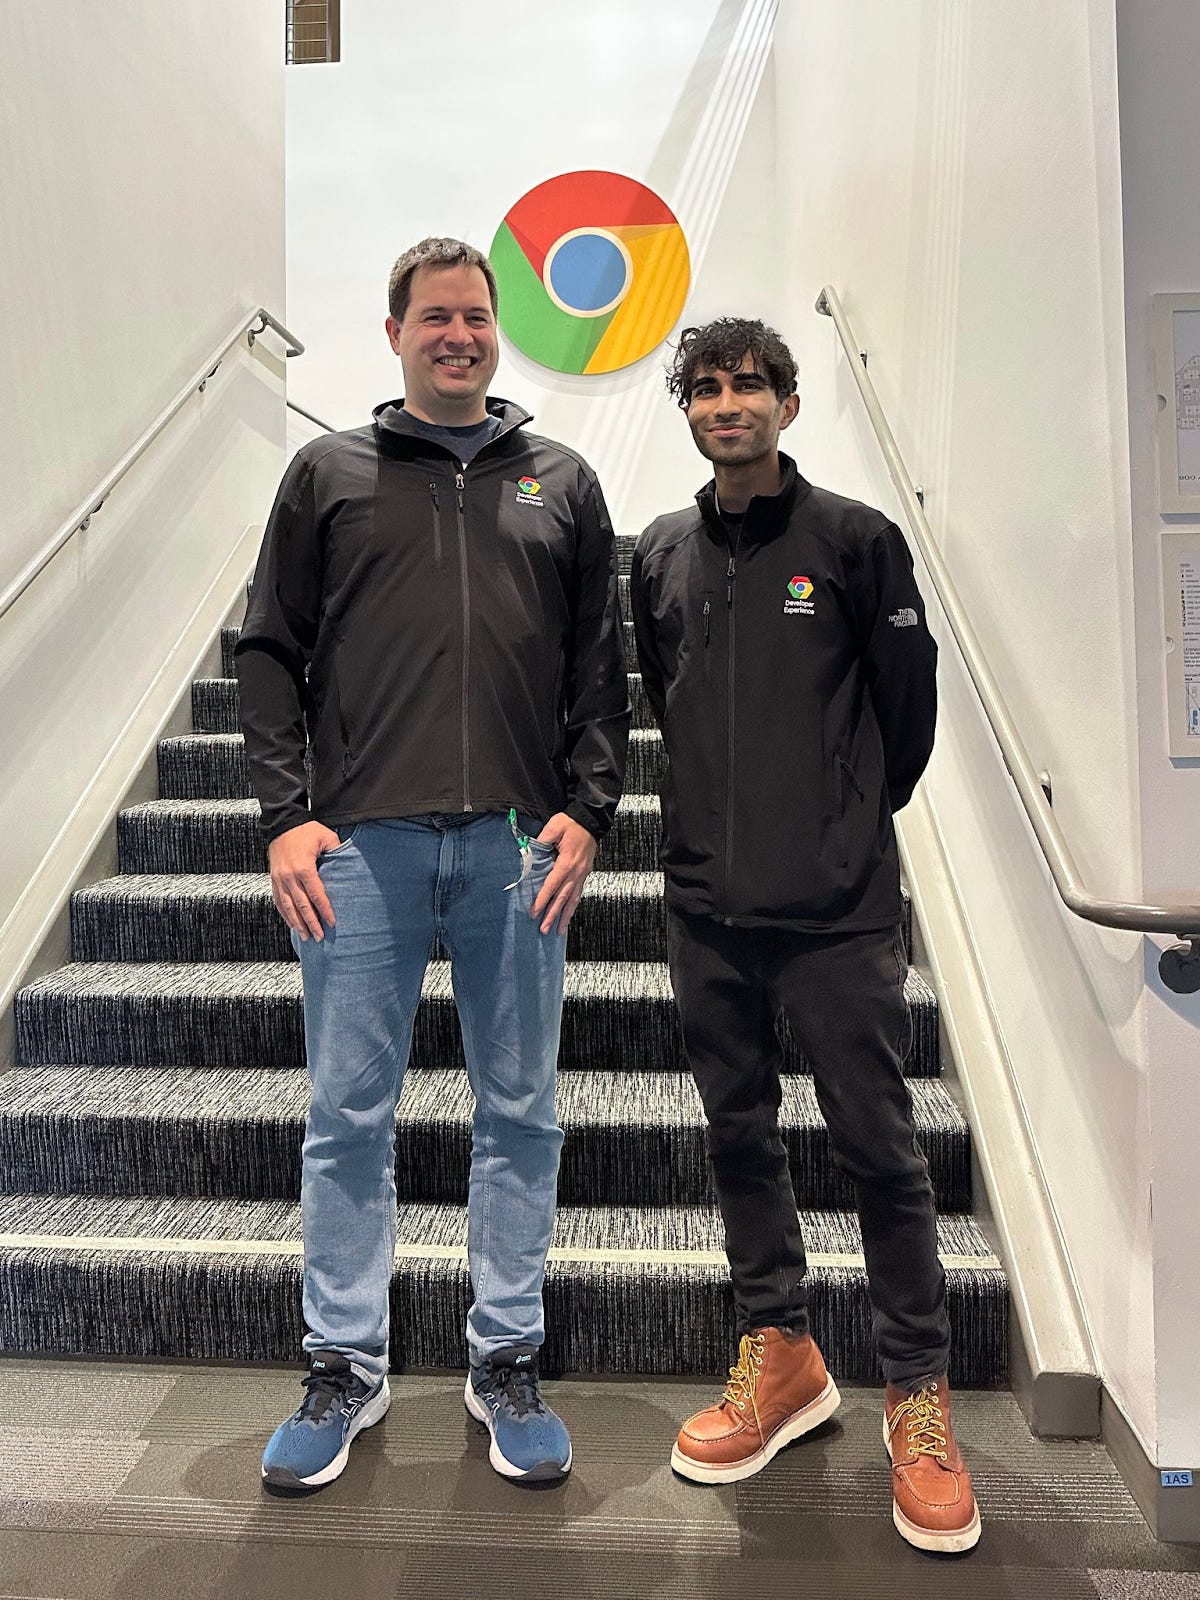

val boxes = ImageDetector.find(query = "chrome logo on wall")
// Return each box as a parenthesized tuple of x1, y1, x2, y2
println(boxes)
(489, 171, 690, 376)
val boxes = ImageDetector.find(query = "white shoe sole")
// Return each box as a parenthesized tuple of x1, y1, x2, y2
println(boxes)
(464, 1376, 572, 1480)
(262, 1376, 391, 1488)
(670, 1375, 841, 1484)
(882, 1414, 982, 1552)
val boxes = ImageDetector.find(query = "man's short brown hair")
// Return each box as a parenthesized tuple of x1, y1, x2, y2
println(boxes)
(666, 317, 798, 406)
(387, 237, 498, 322)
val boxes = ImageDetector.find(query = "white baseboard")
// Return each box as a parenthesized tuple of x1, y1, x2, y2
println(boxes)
(898, 787, 1100, 1437)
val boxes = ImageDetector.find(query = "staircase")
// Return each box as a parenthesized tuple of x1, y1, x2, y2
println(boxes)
(0, 537, 1007, 1382)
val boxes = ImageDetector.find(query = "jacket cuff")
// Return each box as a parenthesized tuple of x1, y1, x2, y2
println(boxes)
(262, 812, 312, 844)
(565, 799, 610, 840)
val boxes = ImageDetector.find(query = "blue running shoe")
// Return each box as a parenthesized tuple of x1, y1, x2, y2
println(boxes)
(261, 1351, 390, 1489)
(465, 1345, 572, 1482)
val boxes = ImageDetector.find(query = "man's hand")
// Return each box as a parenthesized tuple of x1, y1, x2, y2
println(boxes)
(268, 821, 342, 941)
(530, 813, 598, 936)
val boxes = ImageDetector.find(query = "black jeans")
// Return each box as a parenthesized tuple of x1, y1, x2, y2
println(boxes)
(666, 907, 951, 1387)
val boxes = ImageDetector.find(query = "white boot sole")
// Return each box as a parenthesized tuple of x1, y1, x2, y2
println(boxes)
(670, 1375, 841, 1484)
(882, 1414, 982, 1552)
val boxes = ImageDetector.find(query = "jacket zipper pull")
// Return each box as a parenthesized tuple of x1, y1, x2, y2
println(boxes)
(703, 598, 711, 645)
(429, 480, 439, 508)
(455, 470, 465, 511)
(726, 554, 736, 608)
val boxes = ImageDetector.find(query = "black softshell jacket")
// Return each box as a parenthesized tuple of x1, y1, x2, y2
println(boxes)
(630, 457, 936, 931)
(236, 400, 629, 842)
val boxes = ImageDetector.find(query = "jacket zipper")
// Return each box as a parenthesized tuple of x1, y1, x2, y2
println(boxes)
(429, 481, 442, 566)
(722, 537, 740, 921)
(456, 470, 472, 810)
(703, 599, 711, 646)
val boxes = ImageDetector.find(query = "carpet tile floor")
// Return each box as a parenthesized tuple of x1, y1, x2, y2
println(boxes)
(0, 1360, 1195, 1599)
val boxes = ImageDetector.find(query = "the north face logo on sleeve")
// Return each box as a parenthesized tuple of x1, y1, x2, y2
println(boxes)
(889, 607, 918, 628)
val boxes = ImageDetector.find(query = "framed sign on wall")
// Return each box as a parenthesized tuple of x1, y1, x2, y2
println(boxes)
(1161, 528, 1200, 758)
(1153, 292, 1200, 514)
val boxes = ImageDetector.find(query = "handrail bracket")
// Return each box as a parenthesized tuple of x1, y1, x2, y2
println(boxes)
(1160, 938, 1200, 995)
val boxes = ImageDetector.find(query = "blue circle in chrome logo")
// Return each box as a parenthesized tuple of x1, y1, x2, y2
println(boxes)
(546, 231, 632, 317)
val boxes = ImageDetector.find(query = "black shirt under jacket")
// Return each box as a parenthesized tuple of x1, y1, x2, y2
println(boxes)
(236, 399, 629, 843)
(630, 456, 937, 931)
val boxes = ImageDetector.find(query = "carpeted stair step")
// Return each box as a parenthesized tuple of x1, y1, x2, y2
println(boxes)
(118, 793, 665, 874)
(192, 673, 656, 736)
(72, 871, 674, 964)
(14, 960, 938, 1077)
(0, 1067, 966, 1210)
(157, 726, 666, 803)
(71, 872, 913, 970)
(0, 1192, 1005, 1382)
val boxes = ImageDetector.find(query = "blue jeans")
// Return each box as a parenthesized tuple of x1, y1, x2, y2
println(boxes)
(294, 812, 566, 1382)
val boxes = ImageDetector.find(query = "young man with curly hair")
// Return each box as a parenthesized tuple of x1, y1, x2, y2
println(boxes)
(629, 318, 979, 1554)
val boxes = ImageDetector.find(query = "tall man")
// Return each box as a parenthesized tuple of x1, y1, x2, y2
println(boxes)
(630, 319, 979, 1553)
(237, 238, 628, 1490)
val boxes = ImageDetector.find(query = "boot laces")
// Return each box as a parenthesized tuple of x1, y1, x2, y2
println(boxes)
(722, 1333, 766, 1432)
(889, 1382, 948, 1460)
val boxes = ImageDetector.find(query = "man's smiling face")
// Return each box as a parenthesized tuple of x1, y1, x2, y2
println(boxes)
(386, 262, 499, 424)
(684, 351, 797, 466)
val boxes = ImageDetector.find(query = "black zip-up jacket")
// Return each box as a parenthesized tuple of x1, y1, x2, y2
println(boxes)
(630, 456, 936, 930)
(236, 399, 629, 842)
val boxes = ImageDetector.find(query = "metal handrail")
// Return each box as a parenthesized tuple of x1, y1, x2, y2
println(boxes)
(816, 284, 1200, 992)
(0, 308, 303, 626)
(287, 399, 335, 433)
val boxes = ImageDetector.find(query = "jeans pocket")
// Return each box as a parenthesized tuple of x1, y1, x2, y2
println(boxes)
(319, 823, 361, 859)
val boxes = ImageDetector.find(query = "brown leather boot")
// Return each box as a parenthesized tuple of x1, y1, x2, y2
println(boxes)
(671, 1327, 840, 1484)
(884, 1377, 981, 1552)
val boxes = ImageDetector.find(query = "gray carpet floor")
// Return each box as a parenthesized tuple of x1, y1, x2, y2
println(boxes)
(0, 1359, 1195, 1599)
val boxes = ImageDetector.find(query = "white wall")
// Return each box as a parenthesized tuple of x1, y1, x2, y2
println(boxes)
(1115, 0, 1200, 1470)
(0, 3, 286, 941)
(285, 0, 778, 532)
(772, 0, 1200, 1464)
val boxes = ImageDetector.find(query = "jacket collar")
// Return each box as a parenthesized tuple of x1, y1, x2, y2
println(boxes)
(371, 396, 532, 454)
(695, 453, 811, 545)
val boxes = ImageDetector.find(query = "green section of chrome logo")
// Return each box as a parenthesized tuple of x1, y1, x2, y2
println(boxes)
(489, 223, 616, 376)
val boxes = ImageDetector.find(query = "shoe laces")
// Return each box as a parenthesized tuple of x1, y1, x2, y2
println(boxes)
(722, 1333, 767, 1433)
(298, 1366, 354, 1423)
(484, 1362, 546, 1420)
(888, 1381, 948, 1461)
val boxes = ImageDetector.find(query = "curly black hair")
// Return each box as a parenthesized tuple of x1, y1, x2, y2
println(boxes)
(666, 318, 798, 406)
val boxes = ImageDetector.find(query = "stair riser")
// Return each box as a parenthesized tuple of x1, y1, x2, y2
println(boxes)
(72, 884, 913, 969)
(194, 674, 656, 736)
(118, 804, 664, 874)
(72, 890, 671, 965)
(14, 986, 939, 1077)
(157, 730, 665, 803)
(0, 1251, 1005, 1383)
(0, 1111, 969, 1211)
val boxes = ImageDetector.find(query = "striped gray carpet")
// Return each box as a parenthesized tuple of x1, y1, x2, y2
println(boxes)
(0, 1193, 1002, 1378)
(15, 960, 940, 1076)
(0, 1066, 969, 1208)
(0, 538, 1004, 1385)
